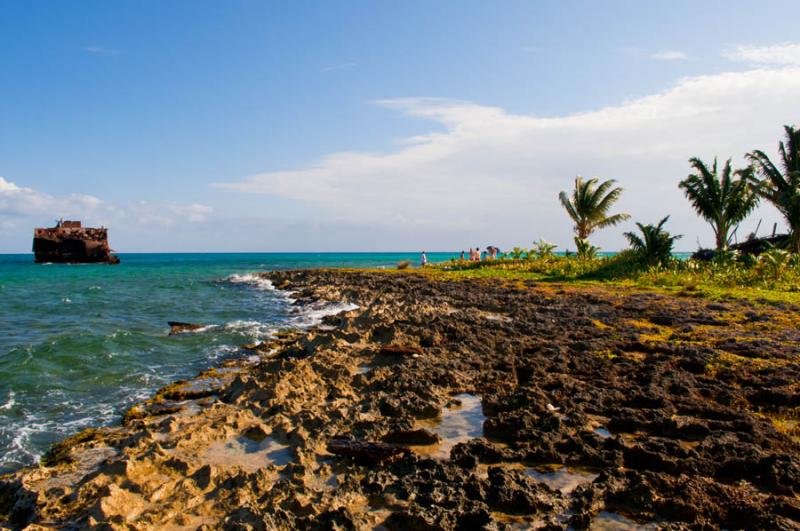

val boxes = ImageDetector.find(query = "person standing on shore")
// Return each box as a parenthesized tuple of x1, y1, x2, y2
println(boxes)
(420, 251, 427, 267)
(460, 250, 465, 261)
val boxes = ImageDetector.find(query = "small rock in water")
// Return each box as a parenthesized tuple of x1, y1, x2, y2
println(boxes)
(168, 321, 206, 335)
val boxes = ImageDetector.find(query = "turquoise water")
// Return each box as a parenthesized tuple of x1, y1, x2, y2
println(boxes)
(0, 252, 456, 474)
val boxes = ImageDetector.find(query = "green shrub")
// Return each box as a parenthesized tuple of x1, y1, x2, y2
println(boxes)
(624, 216, 682, 267)
(575, 237, 599, 261)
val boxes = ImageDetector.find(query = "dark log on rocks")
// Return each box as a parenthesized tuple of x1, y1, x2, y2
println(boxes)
(379, 344, 423, 357)
(168, 321, 206, 335)
(326, 438, 409, 462)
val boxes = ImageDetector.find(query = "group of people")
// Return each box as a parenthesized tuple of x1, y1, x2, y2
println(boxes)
(419, 246, 501, 267)
(459, 246, 499, 262)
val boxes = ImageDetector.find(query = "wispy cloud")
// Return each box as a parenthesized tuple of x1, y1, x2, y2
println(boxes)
(320, 62, 357, 73)
(0, 176, 212, 232)
(652, 50, 688, 61)
(724, 42, 800, 66)
(83, 46, 120, 56)
(215, 61, 799, 250)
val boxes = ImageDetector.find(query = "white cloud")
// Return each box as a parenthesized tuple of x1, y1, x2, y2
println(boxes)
(652, 50, 688, 61)
(724, 42, 800, 66)
(0, 177, 212, 233)
(0, 177, 21, 192)
(215, 65, 800, 251)
(126, 202, 213, 227)
(0, 177, 111, 222)
(321, 62, 357, 73)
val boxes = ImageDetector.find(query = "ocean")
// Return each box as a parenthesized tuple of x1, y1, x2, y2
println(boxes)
(0, 252, 457, 474)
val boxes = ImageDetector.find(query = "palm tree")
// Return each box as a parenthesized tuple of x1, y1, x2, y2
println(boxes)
(747, 125, 800, 252)
(678, 157, 759, 251)
(624, 216, 682, 267)
(559, 177, 630, 241)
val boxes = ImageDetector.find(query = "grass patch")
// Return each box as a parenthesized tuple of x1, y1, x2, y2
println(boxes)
(403, 253, 800, 306)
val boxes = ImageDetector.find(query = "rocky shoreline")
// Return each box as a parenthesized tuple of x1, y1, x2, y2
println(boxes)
(1, 270, 799, 530)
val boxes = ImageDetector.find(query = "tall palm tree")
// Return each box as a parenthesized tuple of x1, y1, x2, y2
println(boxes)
(678, 157, 759, 251)
(559, 176, 630, 240)
(747, 125, 800, 252)
(624, 216, 682, 267)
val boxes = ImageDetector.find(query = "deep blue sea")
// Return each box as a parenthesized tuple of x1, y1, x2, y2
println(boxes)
(0, 252, 457, 474)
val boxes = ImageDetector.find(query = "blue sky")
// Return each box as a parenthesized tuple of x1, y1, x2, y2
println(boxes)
(2, 1, 800, 252)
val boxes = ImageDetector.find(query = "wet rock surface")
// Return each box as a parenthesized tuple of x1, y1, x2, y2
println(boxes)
(2, 270, 799, 529)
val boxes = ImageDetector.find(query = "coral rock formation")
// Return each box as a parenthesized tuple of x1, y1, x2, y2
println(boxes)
(1, 270, 799, 529)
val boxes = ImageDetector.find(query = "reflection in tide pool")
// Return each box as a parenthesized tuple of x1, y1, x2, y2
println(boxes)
(591, 511, 658, 530)
(525, 464, 599, 494)
(412, 393, 485, 460)
(201, 435, 293, 472)
(595, 427, 611, 439)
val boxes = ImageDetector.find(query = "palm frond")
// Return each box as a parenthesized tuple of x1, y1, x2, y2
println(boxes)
(559, 175, 629, 241)
(680, 156, 757, 250)
(747, 125, 800, 251)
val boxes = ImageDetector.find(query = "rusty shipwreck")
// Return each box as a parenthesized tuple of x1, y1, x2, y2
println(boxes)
(32, 220, 120, 264)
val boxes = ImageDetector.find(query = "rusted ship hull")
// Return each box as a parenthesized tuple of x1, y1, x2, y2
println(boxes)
(33, 221, 120, 264)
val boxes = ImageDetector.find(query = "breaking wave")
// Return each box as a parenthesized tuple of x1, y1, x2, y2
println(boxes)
(223, 273, 278, 292)
(0, 262, 363, 475)
(0, 390, 15, 411)
(289, 301, 359, 328)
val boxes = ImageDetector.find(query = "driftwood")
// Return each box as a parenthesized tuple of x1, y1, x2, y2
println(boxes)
(168, 321, 206, 335)
(326, 438, 409, 462)
(379, 344, 423, 357)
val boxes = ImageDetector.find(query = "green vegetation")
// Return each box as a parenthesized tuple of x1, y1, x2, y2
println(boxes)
(747, 125, 800, 252)
(574, 237, 599, 261)
(419, 123, 800, 305)
(558, 176, 630, 241)
(432, 251, 800, 304)
(510, 247, 526, 259)
(624, 216, 682, 267)
(530, 239, 557, 259)
(679, 157, 759, 251)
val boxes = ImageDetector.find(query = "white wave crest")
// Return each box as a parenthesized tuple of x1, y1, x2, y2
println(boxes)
(222, 273, 296, 303)
(290, 301, 359, 328)
(184, 324, 219, 334)
(223, 273, 276, 291)
(222, 320, 277, 340)
(0, 390, 15, 411)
